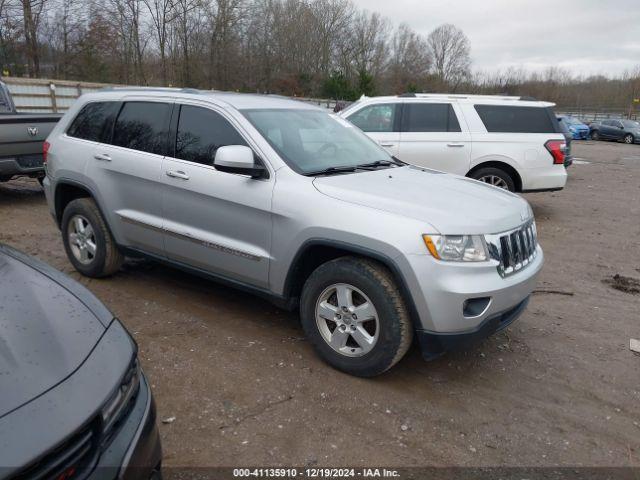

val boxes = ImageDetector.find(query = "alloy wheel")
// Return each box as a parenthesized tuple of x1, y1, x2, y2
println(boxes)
(67, 214, 97, 265)
(478, 175, 509, 190)
(315, 283, 380, 357)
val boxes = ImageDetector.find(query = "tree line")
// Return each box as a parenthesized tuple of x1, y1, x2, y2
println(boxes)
(1, 0, 639, 109)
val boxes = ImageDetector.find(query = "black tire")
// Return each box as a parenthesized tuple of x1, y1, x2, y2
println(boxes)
(300, 256, 413, 377)
(61, 198, 124, 277)
(590, 130, 600, 141)
(469, 167, 516, 192)
(624, 133, 634, 144)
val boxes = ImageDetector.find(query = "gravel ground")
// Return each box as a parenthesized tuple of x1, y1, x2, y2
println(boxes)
(0, 141, 638, 468)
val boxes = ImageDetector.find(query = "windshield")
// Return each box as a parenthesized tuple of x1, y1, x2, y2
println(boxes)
(565, 117, 583, 125)
(622, 120, 640, 129)
(242, 109, 392, 174)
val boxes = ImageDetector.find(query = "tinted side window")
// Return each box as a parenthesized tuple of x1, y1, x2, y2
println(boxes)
(112, 102, 171, 155)
(402, 103, 461, 132)
(475, 105, 558, 133)
(347, 104, 397, 132)
(175, 105, 247, 165)
(67, 102, 120, 142)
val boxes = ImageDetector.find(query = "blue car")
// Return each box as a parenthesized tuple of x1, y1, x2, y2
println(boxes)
(557, 116, 590, 140)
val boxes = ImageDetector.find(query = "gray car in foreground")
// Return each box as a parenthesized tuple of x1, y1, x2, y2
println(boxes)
(43, 88, 543, 377)
(0, 244, 161, 479)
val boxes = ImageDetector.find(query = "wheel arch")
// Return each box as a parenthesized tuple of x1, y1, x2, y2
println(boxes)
(54, 180, 109, 230)
(467, 160, 523, 192)
(282, 239, 421, 325)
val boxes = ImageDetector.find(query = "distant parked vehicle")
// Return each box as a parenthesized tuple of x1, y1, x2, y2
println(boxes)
(0, 243, 162, 480)
(557, 115, 589, 140)
(590, 119, 640, 144)
(340, 93, 567, 193)
(0, 80, 62, 183)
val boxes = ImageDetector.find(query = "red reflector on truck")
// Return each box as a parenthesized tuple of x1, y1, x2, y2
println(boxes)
(43, 141, 50, 164)
(545, 139, 566, 165)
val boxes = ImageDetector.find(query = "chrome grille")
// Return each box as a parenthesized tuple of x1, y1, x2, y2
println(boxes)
(486, 221, 538, 277)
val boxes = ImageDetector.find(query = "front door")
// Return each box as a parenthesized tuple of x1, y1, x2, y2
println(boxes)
(161, 103, 273, 288)
(344, 103, 401, 157)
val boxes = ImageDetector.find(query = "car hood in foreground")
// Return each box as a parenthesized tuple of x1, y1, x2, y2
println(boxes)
(0, 245, 112, 418)
(313, 166, 533, 234)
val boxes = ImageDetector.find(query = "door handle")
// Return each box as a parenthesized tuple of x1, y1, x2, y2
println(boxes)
(446, 143, 465, 148)
(379, 143, 395, 147)
(166, 170, 189, 180)
(93, 153, 112, 161)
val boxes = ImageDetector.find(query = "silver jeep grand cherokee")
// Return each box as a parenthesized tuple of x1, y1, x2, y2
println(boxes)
(43, 89, 543, 377)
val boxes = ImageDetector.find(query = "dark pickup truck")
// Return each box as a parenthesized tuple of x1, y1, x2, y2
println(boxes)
(0, 80, 62, 182)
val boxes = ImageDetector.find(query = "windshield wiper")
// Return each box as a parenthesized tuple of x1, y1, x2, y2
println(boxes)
(356, 158, 404, 170)
(304, 165, 358, 176)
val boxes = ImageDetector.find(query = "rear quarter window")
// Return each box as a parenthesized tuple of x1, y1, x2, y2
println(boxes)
(474, 105, 559, 133)
(67, 102, 120, 142)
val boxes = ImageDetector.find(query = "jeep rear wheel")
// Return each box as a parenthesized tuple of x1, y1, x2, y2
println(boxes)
(61, 198, 123, 277)
(300, 257, 412, 377)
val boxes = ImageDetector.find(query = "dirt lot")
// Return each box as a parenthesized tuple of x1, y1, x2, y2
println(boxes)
(1, 141, 639, 468)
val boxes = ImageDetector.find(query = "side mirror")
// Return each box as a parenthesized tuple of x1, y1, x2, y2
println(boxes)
(214, 145, 266, 179)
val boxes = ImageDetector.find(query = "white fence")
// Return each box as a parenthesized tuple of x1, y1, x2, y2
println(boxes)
(3, 77, 116, 113)
(2, 76, 342, 113)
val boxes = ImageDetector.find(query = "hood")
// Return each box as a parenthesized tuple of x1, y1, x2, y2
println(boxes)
(313, 166, 532, 234)
(0, 246, 110, 418)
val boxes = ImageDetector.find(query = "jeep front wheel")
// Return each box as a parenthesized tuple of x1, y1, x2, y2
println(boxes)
(300, 257, 413, 377)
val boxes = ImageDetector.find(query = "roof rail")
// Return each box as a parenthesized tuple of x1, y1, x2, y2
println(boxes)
(395, 93, 531, 102)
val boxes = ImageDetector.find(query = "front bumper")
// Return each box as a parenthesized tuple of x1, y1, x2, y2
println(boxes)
(397, 247, 543, 356)
(415, 296, 529, 359)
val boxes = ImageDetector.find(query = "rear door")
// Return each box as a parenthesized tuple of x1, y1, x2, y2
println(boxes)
(397, 101, 471, 174)
(161, 103, 273, 288)
(86, 99, 172, 256)
(344, 103, 401, 156)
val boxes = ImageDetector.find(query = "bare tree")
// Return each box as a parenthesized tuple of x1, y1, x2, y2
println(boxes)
(106, 0, 147, 84)
(427, 23, 471, 91)
(141, 0, 176, 85)
(386, 23, 430, 93)
(20, 0, 49, 76)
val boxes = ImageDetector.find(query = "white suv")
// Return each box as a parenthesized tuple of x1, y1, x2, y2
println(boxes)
(339, 93, 568, 192)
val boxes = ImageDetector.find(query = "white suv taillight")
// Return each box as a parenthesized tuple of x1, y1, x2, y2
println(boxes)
(544, 139, 566, 165)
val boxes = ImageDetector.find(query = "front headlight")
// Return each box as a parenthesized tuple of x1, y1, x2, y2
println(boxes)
(422, 234, 488, 262)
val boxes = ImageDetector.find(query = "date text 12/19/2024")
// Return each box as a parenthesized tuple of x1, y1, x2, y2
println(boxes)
(233, 468, 401, 478)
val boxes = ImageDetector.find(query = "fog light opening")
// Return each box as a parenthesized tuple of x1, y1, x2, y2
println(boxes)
(463, 297, 491, 318)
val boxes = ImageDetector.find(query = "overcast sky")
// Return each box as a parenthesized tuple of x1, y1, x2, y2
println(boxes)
(350, 0, 640, 77)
